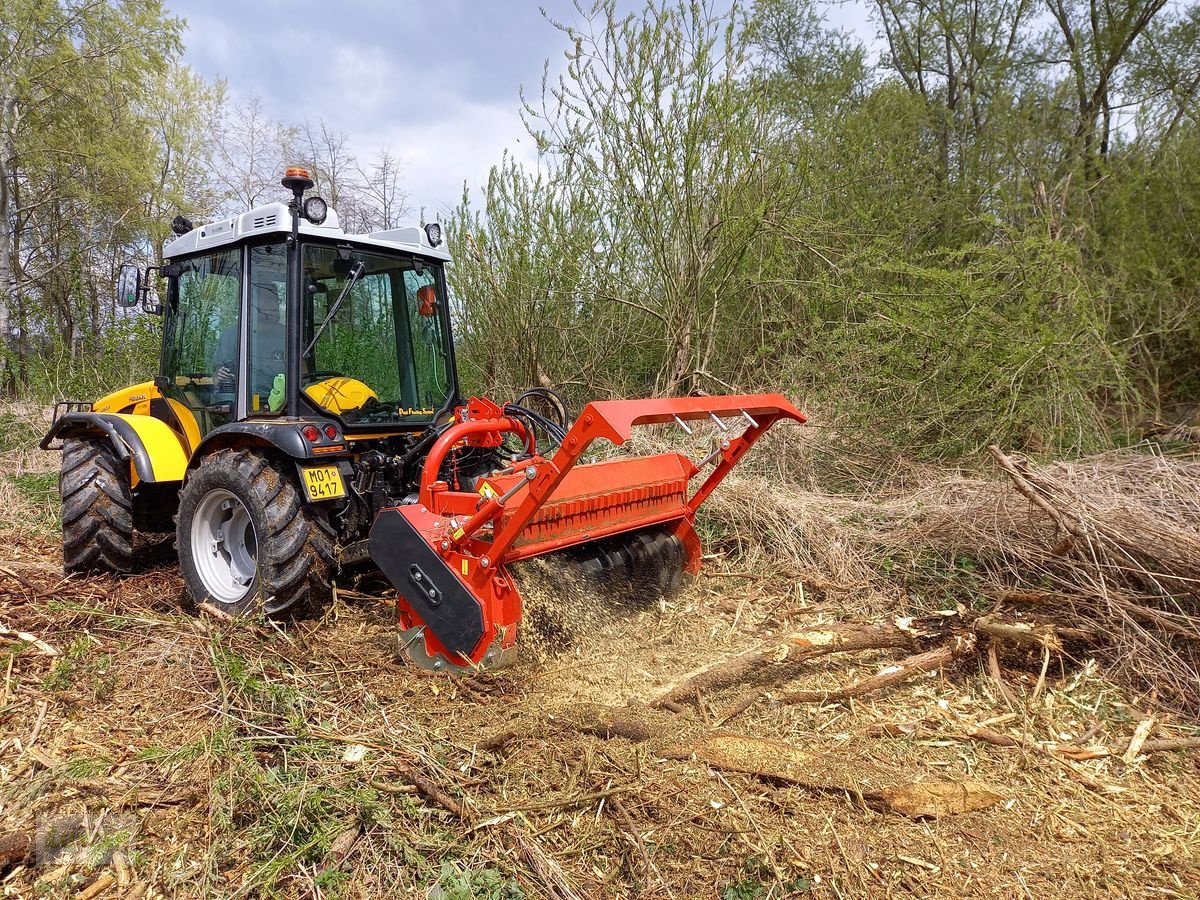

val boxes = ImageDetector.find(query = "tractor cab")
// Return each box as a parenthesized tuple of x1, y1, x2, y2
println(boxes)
(150, 178, 457, 444)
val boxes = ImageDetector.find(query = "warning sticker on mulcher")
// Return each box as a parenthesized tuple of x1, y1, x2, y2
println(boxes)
(301, 465, 346, 501)
(477, 480, 499, 500)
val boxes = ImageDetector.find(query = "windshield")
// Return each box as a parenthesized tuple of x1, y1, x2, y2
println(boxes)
(302, 245, 452, 425)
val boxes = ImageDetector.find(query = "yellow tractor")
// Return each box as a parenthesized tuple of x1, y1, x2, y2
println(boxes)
(42, 168, 805, 670)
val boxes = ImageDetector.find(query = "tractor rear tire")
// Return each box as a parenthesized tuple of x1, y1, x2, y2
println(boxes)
(60, 438, 134, 574)
(176, 449, 334, 618)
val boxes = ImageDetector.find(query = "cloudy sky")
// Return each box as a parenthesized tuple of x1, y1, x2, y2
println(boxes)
(166, 1, 875, 221)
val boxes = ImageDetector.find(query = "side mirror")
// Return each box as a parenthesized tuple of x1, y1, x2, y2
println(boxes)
(116, 265, 142, 308)
(416, 284, 437, 316)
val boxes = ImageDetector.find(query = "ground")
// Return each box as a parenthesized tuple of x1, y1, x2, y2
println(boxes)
(1, 409, 1199, 899)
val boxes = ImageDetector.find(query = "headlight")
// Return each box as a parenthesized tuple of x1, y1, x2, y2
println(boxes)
(424, 222, 442, 247)
(304, 196, 329, 225)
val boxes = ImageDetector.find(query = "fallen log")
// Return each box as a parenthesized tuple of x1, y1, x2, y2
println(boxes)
(1139, 738, 1200, 753)
(563, 702, 686, 744)
(779, 634, 977, 705)
(876, 781, 1006, 818)
(663, 732, 1004, 818)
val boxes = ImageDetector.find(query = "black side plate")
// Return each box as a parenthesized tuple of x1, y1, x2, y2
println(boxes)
(368, 507, 486, 658)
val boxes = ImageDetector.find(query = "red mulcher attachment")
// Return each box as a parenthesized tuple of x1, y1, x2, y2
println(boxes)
(368, 394, 807, 671)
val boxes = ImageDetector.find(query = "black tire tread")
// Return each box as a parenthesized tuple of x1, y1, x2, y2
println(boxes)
(60, 438, 134, 574)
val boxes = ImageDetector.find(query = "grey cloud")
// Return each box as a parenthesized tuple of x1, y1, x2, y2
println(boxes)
(168, 0, 575, 212)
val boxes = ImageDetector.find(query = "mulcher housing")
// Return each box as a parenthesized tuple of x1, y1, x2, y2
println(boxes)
(41, 169, 806, 671)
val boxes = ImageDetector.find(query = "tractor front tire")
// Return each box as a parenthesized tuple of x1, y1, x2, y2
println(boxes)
(60, 438, 134, 574)
(176, 449, 334, 618)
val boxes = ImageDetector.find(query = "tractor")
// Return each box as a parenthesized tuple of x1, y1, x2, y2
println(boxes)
(41, 168, 806, 671)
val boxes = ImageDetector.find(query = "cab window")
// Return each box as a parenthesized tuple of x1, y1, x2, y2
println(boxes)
(162, 248, 241, 434)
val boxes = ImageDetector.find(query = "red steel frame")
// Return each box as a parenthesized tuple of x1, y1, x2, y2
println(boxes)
(392, 394, 806, 666)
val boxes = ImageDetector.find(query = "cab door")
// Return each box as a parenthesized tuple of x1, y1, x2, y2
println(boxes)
(159, 247, 243, 438)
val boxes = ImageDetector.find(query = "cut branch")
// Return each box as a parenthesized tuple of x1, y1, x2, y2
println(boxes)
(974, 616, 1062, 652)
(654, 621, 922, 708)
(778, 634, 977, 705)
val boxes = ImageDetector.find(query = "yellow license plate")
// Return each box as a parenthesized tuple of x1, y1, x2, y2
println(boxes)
(301, 465, 345, 501)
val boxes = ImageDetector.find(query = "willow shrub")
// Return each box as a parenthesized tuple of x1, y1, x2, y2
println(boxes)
(777, 229, 1129, 459)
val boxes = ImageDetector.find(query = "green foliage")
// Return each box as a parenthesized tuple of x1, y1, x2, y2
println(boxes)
(202, 645, 395, 897)
(0, 0, 184, 395)
(209, 641, 309, 729)
(790, 231, 1126, 455)
(212, 744, 389, 898)
(25, 314, 163, 402)
(720, 856, 812, 898)
(6, 0, 1200, 466)
(0, 412, 41, 451)
(449, 154, 609, 399)
(449, 0, 1200, 460)
(10, 471, 56, 499)
(42, 633, 114, 696)
(65, 754, 117, 779)
(434, 862, 526, 900)
(454, 0, 784, 400)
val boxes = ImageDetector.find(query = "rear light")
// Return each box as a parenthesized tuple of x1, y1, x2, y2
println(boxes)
(301, 424, 320, 442)
(323, 424, 338, 440)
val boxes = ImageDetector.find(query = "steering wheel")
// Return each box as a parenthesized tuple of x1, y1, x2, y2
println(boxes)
(348, 395, 395, 423)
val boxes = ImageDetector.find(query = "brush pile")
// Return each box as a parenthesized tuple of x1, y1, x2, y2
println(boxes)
(703, 438, 1200, 714)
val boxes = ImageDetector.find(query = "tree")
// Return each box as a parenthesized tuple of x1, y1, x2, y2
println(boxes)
(212, 97, 297, 213)
(355, 149, 408, 232)
(295, 122, 410, 233)
(448, 153, 610, 397)
(521, 0, 787, 395)
(296, 118, 355, 212)
(145, 64, 226, 256)
(1046, 0, 1169, 181)
(0, 0, 182, 391)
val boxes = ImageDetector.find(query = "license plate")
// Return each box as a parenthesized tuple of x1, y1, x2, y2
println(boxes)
(301, 465, 345, 501)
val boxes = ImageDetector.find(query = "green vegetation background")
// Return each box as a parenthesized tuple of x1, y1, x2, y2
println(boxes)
(4, 0, 1200, 461)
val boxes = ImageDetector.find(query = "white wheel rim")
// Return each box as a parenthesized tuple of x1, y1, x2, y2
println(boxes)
(190, 488, 258, 604)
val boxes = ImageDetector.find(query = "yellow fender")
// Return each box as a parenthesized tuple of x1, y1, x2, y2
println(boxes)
(44, 411, 189, 487)
(89, 380, 201, 455)
(108, 414, 189, 483)
(91, 380, 157, 417)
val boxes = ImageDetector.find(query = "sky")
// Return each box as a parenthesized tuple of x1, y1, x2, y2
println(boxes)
(166, 1, 876, 223)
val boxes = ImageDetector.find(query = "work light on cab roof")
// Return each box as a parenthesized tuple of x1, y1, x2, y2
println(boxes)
(40, 159, 807, 674)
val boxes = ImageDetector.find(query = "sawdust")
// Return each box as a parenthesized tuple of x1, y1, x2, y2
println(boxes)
(4, 528, 1200, 898)
(510, 556, 630, 665)
(507, 552, 688, 692)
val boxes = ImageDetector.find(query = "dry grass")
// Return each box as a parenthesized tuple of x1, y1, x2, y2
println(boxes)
(1, 412, 1199, 898)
